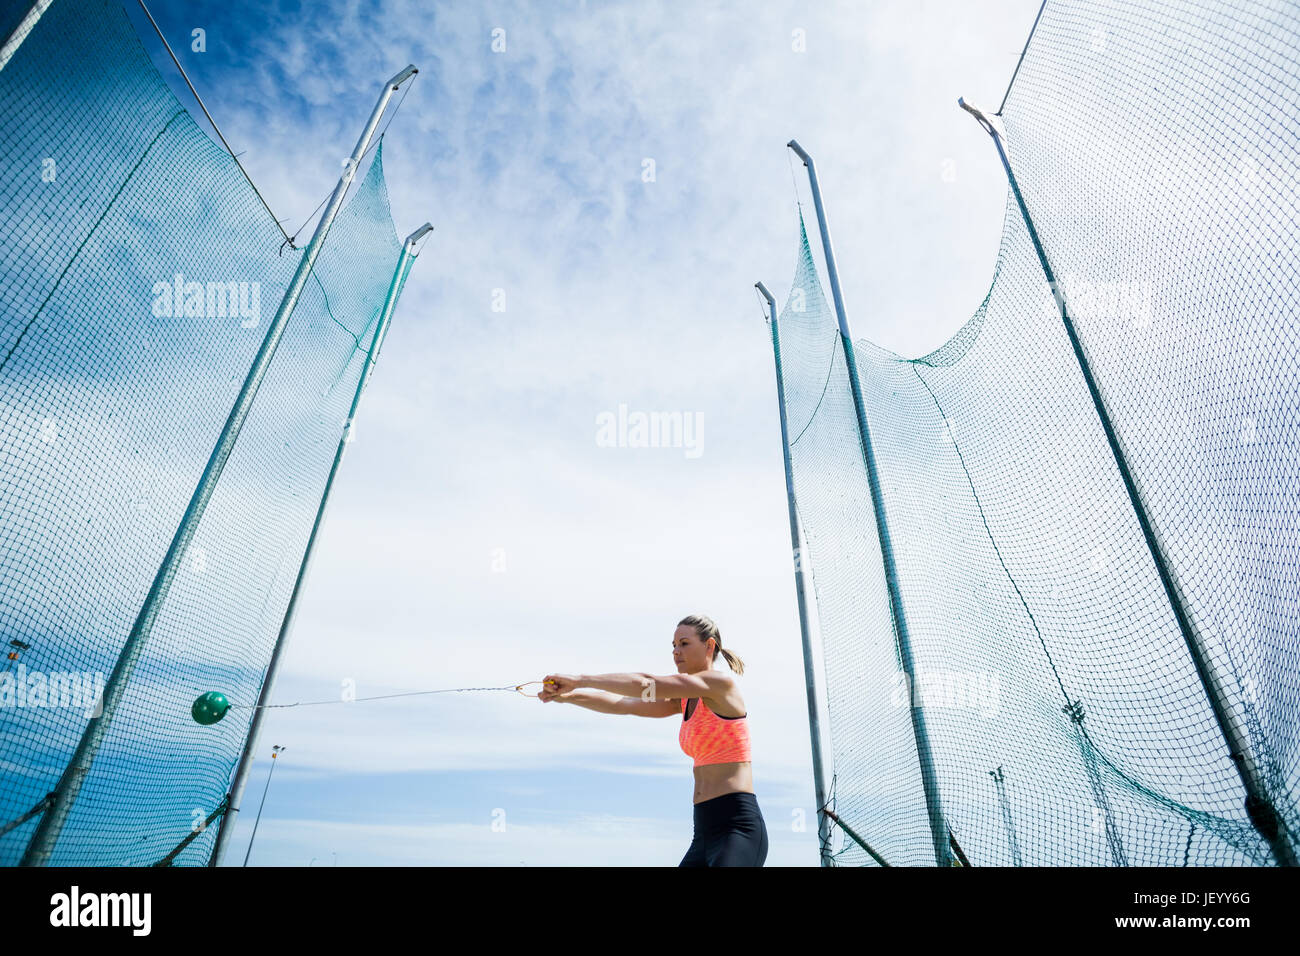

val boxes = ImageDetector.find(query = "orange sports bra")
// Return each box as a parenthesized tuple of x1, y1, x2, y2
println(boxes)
(679, 696, 752, 767)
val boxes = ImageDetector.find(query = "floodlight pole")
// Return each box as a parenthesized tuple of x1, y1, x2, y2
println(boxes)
(755, 281, 833, 867)
(959, 96, 1296, 867)
(209, 222, 432, 867)
(19, 65, 419, 867)
(242, 744, 284, 866)
(787, 140, 953, 867)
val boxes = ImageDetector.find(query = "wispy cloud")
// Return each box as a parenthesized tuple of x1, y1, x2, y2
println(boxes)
(110, 0, 1039, 866)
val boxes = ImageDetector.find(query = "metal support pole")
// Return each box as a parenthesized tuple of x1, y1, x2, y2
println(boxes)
(755, 280, 833, 868)
(959, 96, 1295, 867)
(0, 0, 53, 73)
(787, 139, 953, 866)
(152, 797, 227, 867)
(822, 808, 891, 867)
(948, 829, 971, 866)
(19, 65, 419, 867)
(210, 222, 432, 866)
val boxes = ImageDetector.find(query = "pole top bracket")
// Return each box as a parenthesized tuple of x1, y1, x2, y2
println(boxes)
(958, 97, 1006, 140)
(388, 64, 418, 89)
(404, 222, 434, 252)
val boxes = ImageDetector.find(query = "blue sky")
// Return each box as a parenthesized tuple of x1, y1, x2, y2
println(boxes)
(113, 0, 1043, 866)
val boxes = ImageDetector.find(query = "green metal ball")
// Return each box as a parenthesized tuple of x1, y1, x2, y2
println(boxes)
(192, 691, 231, 725)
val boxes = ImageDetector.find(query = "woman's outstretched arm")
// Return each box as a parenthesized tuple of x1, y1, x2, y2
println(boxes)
(542, 688, 678, 718)
(546, 689, 623, 713)
(544, 671, 731, 700)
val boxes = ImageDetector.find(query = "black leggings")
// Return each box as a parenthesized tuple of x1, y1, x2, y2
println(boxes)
(679, 791, 769, 866)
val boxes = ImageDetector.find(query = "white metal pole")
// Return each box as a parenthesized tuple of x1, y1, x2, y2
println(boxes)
(787, 139, 953, 866)
(209, 223, 431, 866)
(756, 280, 833, 867)
(20, 65, 418, 867)
(0, 0, 54, 73)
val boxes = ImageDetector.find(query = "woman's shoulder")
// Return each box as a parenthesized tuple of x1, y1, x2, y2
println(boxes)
(702, 674, 745, 718)
(702, 670, 739, 694)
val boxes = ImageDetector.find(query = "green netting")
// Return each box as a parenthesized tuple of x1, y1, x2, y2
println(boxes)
(773, 0, 1299, 866)
(0, 0, 406, 864)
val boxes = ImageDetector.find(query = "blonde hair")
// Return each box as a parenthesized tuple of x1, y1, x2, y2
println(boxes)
(678, 614, 745, 676)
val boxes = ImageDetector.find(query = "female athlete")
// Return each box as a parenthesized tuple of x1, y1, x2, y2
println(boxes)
(539, 613, 769, 866)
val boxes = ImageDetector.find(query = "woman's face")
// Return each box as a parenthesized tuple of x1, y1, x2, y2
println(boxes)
(672, 625, 712, 673)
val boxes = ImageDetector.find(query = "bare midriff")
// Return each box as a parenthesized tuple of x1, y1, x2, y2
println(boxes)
(681, 689, 753, 804)
(692, 761, 754, 804)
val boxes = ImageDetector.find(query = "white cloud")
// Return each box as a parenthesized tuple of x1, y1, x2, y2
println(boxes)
(112, 0, 1042, 866)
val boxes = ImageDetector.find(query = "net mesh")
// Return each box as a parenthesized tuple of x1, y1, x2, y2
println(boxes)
(0, 0, 405, 865)
(773, 0, 1300, 866)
